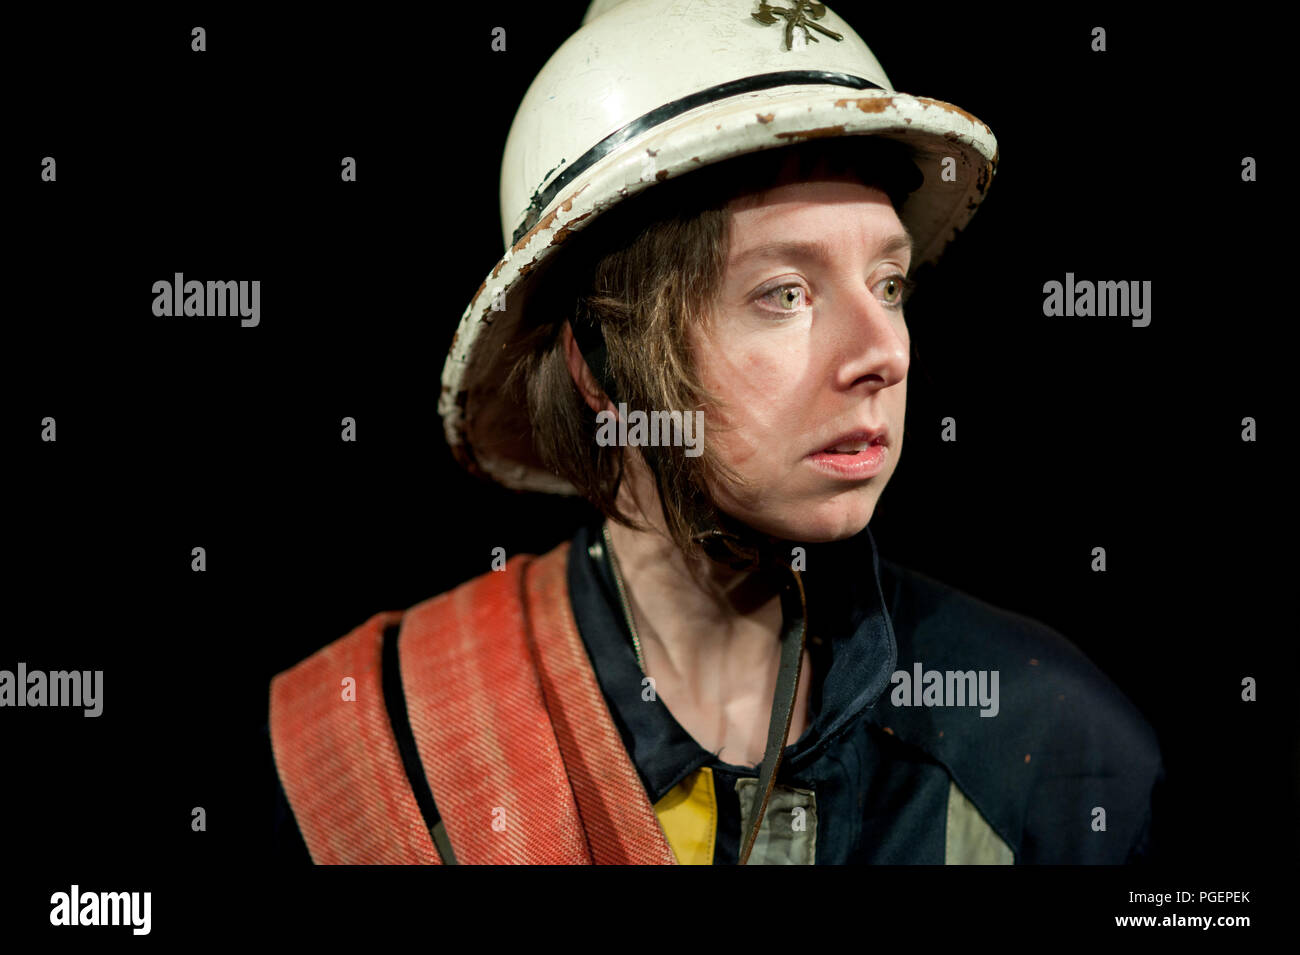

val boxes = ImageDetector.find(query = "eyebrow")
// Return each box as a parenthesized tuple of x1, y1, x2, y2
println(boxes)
(731, 226, 914, 270)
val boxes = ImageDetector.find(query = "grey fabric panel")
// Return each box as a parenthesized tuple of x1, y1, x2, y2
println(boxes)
(945, 779, 1013, 865)
(735, 778, 817, 865)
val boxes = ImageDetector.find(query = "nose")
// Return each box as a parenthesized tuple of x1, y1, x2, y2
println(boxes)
(830, 282, 910, 392)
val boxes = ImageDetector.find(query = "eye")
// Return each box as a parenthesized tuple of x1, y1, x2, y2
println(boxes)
(878, 273, 916, 309)
(757, 282, 810, 314)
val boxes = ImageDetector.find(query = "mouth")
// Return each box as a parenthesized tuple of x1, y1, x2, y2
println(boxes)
(811, 428, 888, 456)
(806, 427, 889, 479)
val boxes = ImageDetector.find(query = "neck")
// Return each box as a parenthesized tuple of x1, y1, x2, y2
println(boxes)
(604, 454, 787, 686)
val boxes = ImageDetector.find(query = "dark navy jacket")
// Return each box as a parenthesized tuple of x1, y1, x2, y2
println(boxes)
(269, 519, 1164, 864)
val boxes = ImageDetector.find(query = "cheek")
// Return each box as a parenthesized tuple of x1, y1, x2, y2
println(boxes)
(701, 340, 805, 470)
(890, 381, 906, 462)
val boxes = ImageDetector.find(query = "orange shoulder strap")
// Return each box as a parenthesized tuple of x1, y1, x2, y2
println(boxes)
(269, 606, 443, 864)
(399, 541, 677, 864)
(270, 540, 677, 865)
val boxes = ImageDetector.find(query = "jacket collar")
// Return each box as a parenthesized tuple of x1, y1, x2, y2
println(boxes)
(566, 518, 898, 802)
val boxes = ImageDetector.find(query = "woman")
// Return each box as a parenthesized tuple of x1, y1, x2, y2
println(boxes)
(269, 0, 1163, 865)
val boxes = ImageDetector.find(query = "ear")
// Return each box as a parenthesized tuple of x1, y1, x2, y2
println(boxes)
(562, 321, 611, 414)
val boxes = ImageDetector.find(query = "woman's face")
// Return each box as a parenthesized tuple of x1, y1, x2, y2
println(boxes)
(694, 176, 911, 543)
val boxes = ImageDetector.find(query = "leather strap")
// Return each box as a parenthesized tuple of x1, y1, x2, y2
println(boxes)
(738, 563, 808, 865)
(592, 529, 808, 864)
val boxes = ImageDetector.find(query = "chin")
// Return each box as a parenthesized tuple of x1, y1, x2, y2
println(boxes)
(742, 490, 881, 545)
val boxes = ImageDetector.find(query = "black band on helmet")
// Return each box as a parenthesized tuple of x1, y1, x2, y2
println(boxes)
(513, 69, 885, 246)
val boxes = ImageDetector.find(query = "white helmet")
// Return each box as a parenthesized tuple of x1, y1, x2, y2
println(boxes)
(440, 0, 999, 495)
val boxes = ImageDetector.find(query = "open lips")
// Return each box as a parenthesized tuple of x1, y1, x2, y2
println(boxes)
(817, 429, 887, 454)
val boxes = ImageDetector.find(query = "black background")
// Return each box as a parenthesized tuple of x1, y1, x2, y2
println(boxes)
(6, 1, 1290, 939)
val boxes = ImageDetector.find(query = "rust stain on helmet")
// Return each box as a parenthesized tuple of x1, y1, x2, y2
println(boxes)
(774, 124, 847, 142)
(918, 97, 991, 134)
(756, 112, 775, 124)
(553, 210, 594, 245)
(833, 97, 894, 113)
(509, 183, 592, 258)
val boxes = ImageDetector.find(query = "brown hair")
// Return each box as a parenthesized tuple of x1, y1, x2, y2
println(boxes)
(506, 136, 925, 560)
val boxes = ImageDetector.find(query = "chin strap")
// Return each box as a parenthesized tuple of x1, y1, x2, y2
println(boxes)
(594, 525, 807, 865)
(737, 558, 807, 865)
(683, 503, 809, 864)
(671, 513, 812, 865)
(574, 313, 809, 863)
(688, 513, 809, 863)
